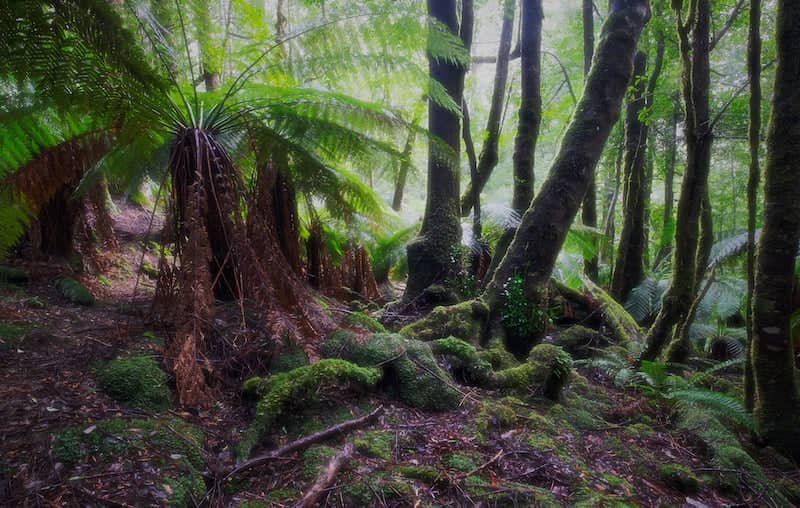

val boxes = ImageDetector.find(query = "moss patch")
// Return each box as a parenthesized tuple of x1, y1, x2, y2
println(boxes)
(445, 452, 479, 472)
(95, 355, 172, 411)
(398, 300, 488, 343)
(165, 473, 206, 507)
(659, 463, 699, 494)
(478, 338, 520, 370)
(0, 321, 30, 352)
(476, 397, 519, 437)
(554, 325, 606, 358)
(344, 311, 386, 333)
(270, 347, 308, 373)
(302, 445, 336, 480)
(493, 344, 573, 400)
(56, 277, 95, 305)
(354, 430, 393, 460)
(395, 465, 441, 483)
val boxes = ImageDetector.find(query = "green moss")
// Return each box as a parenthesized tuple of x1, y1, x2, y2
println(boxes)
(689, 371, 740, 397)
(445, 452, 479, 472)
(141, 259, 160, 279)
(571, 487, 635, 508)
(477, 338, 520, 370)
(96, 355, 171, 411)
(555, 325, 606, 358)
(0, 321, 29, 352)
(266, 488, 298, 502)
(166, 473, 206, 507)
(270, 347, 308, 373)
(526, 433, 557, 451)
(320, 332, 461, 411)
(626, 422, 655, 438)
(659, 463, 699, 494)
(776, 479, 800, 505)
(239, 359, 380, 458)
(0, 265, 28, 284)
(463, 475, 559, 507)
(342, 480, 374, 505)
(398, 300, 488, 343)
(56, 277, 95, 305)
(524, 411, 558, 434)
(345, 311, 386, 333)
(302, 445, 335, 480)
(432, 336, 494, 384)
(238, 501, 268, 508)
(354, 430, 393, 460)
(395, 465, 441, 483)
(476, 397, 519, 436)
(493, 344, 573, 400)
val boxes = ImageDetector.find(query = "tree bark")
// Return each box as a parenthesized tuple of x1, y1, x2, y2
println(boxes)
(643, 0, 712, 363)
(391, 120, 419, 212)
(610, 51, 648, 302)
(581, 0, 599, 281)
(482, 0, 651, 354)
(744, 0, 762, 412)
(653, 95, 680, 269)
(193, 0, 220, 91)
(460, 0, 516, 217)
(403, 0, 469, 302)
(751, 0, 800, 461)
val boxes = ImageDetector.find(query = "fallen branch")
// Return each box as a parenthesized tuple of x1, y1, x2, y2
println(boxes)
(295, 442, 354, 508)
(225, 405, 384, 479)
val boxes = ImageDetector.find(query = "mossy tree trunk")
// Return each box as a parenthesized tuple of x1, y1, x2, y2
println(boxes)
(653, 95, 681, 269)
(482, 0, 651, 354)
(643, 0, 712, 363)
(751, 0, 800, 461)
(581, 0, 599, 281)
(460, 0, 515, 218)
(193, 0, 221, 91)
(744, 0, 762, 412)
(404, 0, 470, 302)
(610, 52, 648, 303)
(391, 119, 419, 212)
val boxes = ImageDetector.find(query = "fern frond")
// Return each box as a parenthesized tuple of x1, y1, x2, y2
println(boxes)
(668, 389, 755, 432)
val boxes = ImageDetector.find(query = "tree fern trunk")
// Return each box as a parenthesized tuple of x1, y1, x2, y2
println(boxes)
(751, 0, 800, 460)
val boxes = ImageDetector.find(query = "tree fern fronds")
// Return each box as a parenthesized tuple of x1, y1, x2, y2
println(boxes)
(707, 229, 761, 269)
(703, 357, 745, 375)
(668, 389, 755, 432)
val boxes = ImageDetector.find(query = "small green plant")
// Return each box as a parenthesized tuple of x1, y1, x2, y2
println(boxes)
(501, 275, 547, 338)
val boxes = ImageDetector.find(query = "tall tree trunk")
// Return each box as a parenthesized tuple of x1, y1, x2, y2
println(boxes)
(462, 100, 481, 238)
(751, 0, 800, 460)
(194, 0, 220, 91)
(601, 128, 624, 267)
(460, 0, 516, 217)
(643, 0, 712, 363)
(510, 0, 543, 214)
(694, 191, 713, 290)
(482, 0, 651, 355)
(653, 95, 680, 269)
(486, 0, 544, 280)
(403, 0, 469, 302)
(581, 0, 599, 281)
(744, 0, 762, 413)
(610, 51, 648, 302)
(38, 186, 79, 258)
(392, 121, 419, 212)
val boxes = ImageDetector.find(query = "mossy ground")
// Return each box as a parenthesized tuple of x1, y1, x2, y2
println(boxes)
(95, 354, 172, 411)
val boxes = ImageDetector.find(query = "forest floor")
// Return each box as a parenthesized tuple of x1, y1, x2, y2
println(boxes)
(0, 201, 798, 508)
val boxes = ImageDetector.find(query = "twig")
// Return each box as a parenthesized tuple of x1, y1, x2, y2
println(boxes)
(225, 405, 384, 479)
(458, 449, 504, 480)
(295, 442, 354, 508)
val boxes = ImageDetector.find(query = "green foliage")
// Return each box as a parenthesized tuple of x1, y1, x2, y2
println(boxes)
(239, 359, 380, 458)
(56, 277, 95, 306)
(166, 473, 206, 507)
(395, 465, 441, 483)
(270, 347, 309, 373)
(500, 276, 547, 339)
(95, 355, 172, 411)
(368, 224, 416, 283)
(399, 300, 488, 343)
(658, 464, 700, 493)
(344, 311, 386, 333)
(354, 430, 393, 460)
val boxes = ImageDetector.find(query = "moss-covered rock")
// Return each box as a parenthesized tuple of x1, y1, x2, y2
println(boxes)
(432, 336, 494, 384)
(476, 397, 519, 437)
(493, 344, 573, 400)
(239, 360, 379, 458)
(96, 355, 172, 411)
(399, 300, 488, 343)
(344, 311, 387, 333)
(354, 430, 393, 460)
(477, 338, 520, 370)
(321, 331, 461, 411)
(0, 321, 29, 352)
(659, 463, 699, 494)
(0, 265, 28, 284)
(56, 277, 95, 305)
(554, 325, 607, 358)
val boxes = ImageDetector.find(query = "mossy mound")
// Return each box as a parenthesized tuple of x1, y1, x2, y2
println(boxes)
(321, 331, 461, 411)
(688, 371, 741, 397)
(475, 397, 520, 437)
(0, 265, 28, 284)
(431, 336, 494, 385)
(659, 463, 700, 494)
(395, 465, 441, 483)
(493, 344, 573, 400)
(354, 430, 393, 460)
(553, 325, 607, 358)
(0, 321, 30, 352)
(345, 311, 387, 333)
(398, 300, 488, 343)
(478, 338, 520, 370)
(238, 359, 380, 458)
(54, 417, 206, 506)
(56, 277, 95, 305)
(95, 355, 172, 411)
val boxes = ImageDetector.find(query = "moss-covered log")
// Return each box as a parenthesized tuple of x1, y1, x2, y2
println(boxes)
(482, 0, 651, 355)
(398, 300, 488, 343)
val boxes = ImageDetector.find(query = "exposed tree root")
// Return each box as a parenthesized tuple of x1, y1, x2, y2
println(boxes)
(295, 442, 355, 508)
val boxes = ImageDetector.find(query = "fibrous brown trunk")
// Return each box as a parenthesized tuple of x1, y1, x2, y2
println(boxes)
(403, 0, 468, 302)
(744, 0, 762, 412)
(460, 0, 516, 217)
(751, 0, 800, 460)
(643, 0, 712, 363)
(482, 0, 651, 354)
(610, 52, 648, 303)
(581, 0, 599, 281)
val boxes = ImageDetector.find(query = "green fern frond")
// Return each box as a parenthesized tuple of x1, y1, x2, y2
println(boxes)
(668, 389, 755, 432)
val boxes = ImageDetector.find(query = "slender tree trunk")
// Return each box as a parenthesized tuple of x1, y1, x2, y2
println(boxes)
(744, 0, 762, 412)
(643, 0, 712, 363)
(610, 52, 648, 302)
(694, 191, 714, 289)
(194, 0, 220, 91)
(581, 0, 599, 281)
(653, 95, 680, 268)
(751, 0, 800, 460)
(403, 0, 469, 302)
(462, 100, 481, 239)
(482, 0, 651, 354)
(461, 0, 516, 217)
(392, 121, 419, 212)
(601, 129, 624, 267)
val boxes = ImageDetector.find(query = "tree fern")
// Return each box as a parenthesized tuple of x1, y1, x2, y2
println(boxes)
(667, 389, 755, 432)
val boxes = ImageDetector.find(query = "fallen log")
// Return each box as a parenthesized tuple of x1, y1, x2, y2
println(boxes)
(295, 442, 355, 508)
